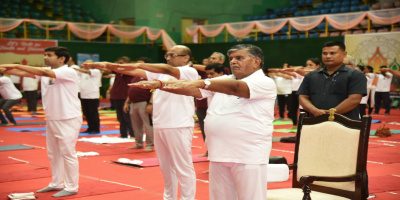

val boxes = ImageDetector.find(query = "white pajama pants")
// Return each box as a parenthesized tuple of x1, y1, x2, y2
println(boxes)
(209, 162, 268, 200)
(46, 117, 82, 192)
(154, 127, 196, 200)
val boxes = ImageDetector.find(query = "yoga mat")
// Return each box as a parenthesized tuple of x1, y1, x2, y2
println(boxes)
(14, 117, 37, 120)
(8, 125, 105, 132)
(0, 167, 50, 182)
(102, 113, 117, 116)
(370, 130, 400, 135)
(77, 135, 133, 144)
(78, 130, 120, 136)
(274, 128, 297, 133)
(273, 121, 293, 125)
(112, 154, 209, 167)
(99, 116, 118, 119)
(42, 130, 120, 136)
(0, 122, 47, 126)
(371, 119, 381, 124)
(98, 110, 116, 113)
(99, 121, 120, 125)
(7, 127, 46, 132)
(0, 145, 34, 151)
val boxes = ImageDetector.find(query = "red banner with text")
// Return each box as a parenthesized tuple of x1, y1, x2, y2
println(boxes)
(0, 38, 57, 66)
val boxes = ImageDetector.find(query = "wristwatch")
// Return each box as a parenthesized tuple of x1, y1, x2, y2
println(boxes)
(203, 79, 211, 89)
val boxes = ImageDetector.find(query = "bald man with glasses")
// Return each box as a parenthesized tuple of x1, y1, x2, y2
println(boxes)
(84, 45, 199, 200)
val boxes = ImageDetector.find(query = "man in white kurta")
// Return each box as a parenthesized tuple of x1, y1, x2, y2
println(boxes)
(130, 44, 277, 200)
(76, 66, 102, 133)
(200, 65, 276, 200)
(0, 46, 82, 198)
(83, 45, 199, 200)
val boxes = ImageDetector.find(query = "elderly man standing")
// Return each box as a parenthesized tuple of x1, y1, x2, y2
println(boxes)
(193, 52, 230, 75)
(131, 44, 277, 200)
(84, 45, 198, 200)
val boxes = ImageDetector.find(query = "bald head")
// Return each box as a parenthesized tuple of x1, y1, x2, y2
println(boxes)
(172, 45, 192, 60)
(166, 45, 192, 67)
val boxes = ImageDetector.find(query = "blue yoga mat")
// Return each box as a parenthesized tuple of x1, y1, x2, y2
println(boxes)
(7, 125, 105, 132)
(370, 130, 400, 135)
(7, 127, 46, 132)
(371, 120, 381, 124)
(14, 117, 38, 120)
(42, 130, 120, 136)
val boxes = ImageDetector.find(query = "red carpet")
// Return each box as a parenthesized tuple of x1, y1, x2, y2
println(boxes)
(0, 103, 399, 199)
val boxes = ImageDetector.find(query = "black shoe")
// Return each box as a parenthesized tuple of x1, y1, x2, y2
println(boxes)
(89, 131, 100, 134)
(80, 130, 90, 133)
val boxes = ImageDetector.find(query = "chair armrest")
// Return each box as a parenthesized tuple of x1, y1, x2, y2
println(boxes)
(288, 163, 296, 170)
(299, 174, 361, 200)
(300, 174, 360, 185)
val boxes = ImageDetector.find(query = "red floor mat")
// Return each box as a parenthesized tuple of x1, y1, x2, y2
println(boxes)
(0, 177, 140, 200)
(369, 175, 400, 193)
(368, 153, 400, 164)
(0, 167, 50, 182)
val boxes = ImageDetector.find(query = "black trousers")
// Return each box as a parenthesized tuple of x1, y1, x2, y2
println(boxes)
(25, 90, 38, 112)
(288, 91, 299, 126)
(196, 107, 207, 142)
(0, 99, 21, 124)
(81, 98, 100, 132)
(374, 92, 391, 114)
(113, 99, 134, 138)
(277, 94, 289, 118)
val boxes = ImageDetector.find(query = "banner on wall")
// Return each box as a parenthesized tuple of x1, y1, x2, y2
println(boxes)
(345, 32, 400, 90)
(0, 38, 58, 66)
(77, 53, 100, 66)
(345, 32, 400, 72)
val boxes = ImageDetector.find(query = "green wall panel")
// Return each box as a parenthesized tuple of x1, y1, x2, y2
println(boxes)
(186, 36, 344, 69)
(58, 41, 162, 97)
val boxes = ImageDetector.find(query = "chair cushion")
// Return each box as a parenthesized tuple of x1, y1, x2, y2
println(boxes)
(267, 188, 350, 200)
(297, 121, 360, 191)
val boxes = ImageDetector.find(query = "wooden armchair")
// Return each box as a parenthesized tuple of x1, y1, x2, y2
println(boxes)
(267, 109, 372, 200)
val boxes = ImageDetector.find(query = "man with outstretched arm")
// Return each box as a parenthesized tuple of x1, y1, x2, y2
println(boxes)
(0, 46, 82, 198)
(84, 45, 198, 200)
(130, 44, 277, 200)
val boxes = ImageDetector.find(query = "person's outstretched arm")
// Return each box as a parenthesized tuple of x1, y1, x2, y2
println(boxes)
(0, 64, 54, 78)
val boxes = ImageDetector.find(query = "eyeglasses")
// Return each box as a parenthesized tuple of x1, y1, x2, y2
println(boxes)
(164, 54, 187, 59)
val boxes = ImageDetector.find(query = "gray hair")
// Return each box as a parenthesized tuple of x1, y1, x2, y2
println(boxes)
(227, 44, 264, 67)
(346, 55, 356, 65)
(212, 52, 225, 62)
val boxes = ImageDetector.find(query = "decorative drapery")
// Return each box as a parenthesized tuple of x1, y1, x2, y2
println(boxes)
(225, 22, 256, 37)
(68, 22, 108, 40)
(289, 15, 325, 31)
(256, 19, 289, 34)
(187, 8, 400, 38)
(367, 8, 400, 25)
(199, 24, 225, 37)
(326, 12, 367, 30)
(0, 18, 175, 50)
(27, 20, 67, 30)
(108, 25, 147, 39)
(0, 18, 24, 32)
